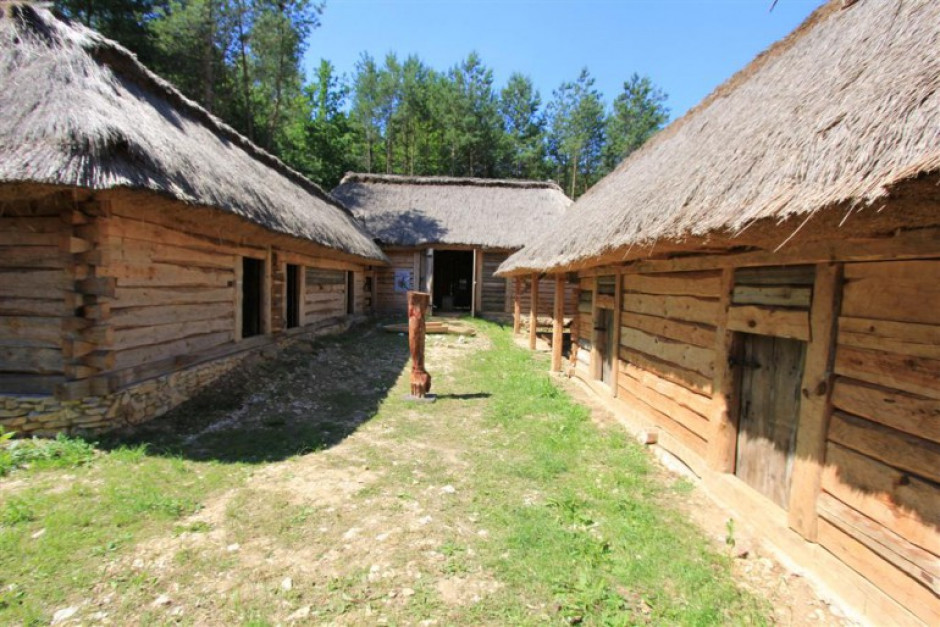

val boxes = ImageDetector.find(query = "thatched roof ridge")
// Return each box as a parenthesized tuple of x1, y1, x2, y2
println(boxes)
(333, 173, 571, 249)
(0, 3, 386, 263)
(499, 0, 940, 275)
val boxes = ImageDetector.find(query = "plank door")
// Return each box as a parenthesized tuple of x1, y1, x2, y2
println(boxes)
(735, 334, 807, 508)
(596, 308, 615, 386)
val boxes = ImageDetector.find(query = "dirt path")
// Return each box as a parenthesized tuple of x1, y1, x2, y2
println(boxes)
(87, 322, 855, 625)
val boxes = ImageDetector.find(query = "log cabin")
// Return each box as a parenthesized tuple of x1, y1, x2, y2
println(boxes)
(498, 1, 939, 624)
(332, 173, 576, 325)
(0, 5, 387, 435)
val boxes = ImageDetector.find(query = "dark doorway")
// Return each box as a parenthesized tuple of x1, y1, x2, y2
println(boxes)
(346, 271, 355, 315)
(596, 308, 615, 385)
(286, 264, 301, 329)
(735, 333, 807, 508)
(433, 250, 473, 311)
(242, 257, 264, 338)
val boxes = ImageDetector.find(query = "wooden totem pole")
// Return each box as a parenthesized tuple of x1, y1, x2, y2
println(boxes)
(407, 291, 432, 398)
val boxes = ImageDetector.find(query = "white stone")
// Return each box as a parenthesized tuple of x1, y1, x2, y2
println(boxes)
(152, 594, 172, 607)
(280, 577, 293, 591)
(440, 485, 456, 494)
(287, 606, 311, 621)
(51, 606, 78, 625)
(226, 543, 240, 552)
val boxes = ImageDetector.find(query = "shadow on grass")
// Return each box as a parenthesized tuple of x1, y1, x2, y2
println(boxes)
(97, 322, 411, 464)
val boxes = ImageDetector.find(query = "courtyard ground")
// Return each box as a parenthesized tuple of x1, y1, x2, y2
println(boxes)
(1, 320, 853, 625)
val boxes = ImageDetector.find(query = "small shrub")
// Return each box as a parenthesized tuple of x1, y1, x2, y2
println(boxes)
(2, 433, 96, 475)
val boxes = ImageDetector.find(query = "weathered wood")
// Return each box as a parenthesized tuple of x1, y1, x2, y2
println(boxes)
(82, 351, 115, 370)
(0, 316, 61, 347)
(0, 346, 62, 374)
(0, 298, 70, 317)
(817, 519, 940, 625)
(834, 345, 940, 399)
(829, 411, 940, 484)
(621, 362, 713, 418)
(55, 379, 93, 401)
(77, 277, 116, 297)
(619, 311, 716, 349)
(622, 270, 723, 298)
(788, 262, 840, 539)
(618, 369, 710, 439)
(551, 275, 564, 372)
(831, 378, 939, 444)
(0, 374, 64, 395)
(62, 339, 96, 359)
(726, 305, 810, 340)
(732, 285, 812, 308)
(621, 293, 720, 325)
(615, 380, 708, 457)
(0, 246, 66, 269)
(109, 263, 230, 288)
(113, 331, 232, 370)
(529, 272, 539, 350)
(838, 316, 940, 360)
(619, 326, 715, 379)
(611, 271, 623, 396)
(620, 347, 714, 396)
(111, 302, 233, 329)
(408, 291, 432, 398)
(112, 317, 234, 351)
(513, 278, 522, 335)
(842, 260, 940, 326)
(822, 442, 940, 556)
(735, 265, 816, 286)
(113, 286, 232, 308)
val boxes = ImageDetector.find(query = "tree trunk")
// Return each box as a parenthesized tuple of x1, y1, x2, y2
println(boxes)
(235, 0, 254, 141)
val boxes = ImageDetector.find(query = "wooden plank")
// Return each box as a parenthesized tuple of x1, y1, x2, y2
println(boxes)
(834, 345, 940, 399)
(611, 271, 623, 396)
(818, 492, 939, 595)
(788, 262, 840, 539)
(109, 263, 230, 288)
(0, 246, 66, 269)
(619, 326, 715, 379)
(822, 442, 940, 556)
(111, 302, 233, 329)
(622, 270, 722, 298)
(618, 369, 710, 439)
(0, 316, 62, 347)
(734, 265, 816, 286)
(77, 277, 116, 297)
(110, 239, 236, 270)
(112, 317, 234, 351)
(0, 269, 70, 299)
(726, 305, 810, 341)
(829, 411, 940, 484)
(620, 347, 713, 396)
(838, 316, 940, 360)
(0, 216, 64, 233)
(551, 275, 564, 372)
(616, 380, 708, 456)
(817, 519, 940, 626)
(732, 285, 812, 308)
(0, 346, 62, 375)
(113, 286, 232, 308)
(529, 272, 538, 350)
(513, 278, 522, 335)
(113, 331, 232, 370)
(621, 362, 713, 417)
(621, 293, 720, 325)
(0, 232, 62, 246)
(842, 260, 940, 326)
(831, 378, 940, 444)
(0, 374, 64, 395)
(619, 311, 715, 349)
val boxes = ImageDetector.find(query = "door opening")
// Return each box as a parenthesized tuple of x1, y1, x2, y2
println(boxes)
(242, 257, 264, 338)
(432, 250, 473, 312)
(286, 264, 301, 329)
(734, 333, 807, 508)
(346, 271, 355, 315)
(595, 308, 614, 385)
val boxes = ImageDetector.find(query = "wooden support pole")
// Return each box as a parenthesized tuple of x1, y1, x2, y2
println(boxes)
(611, 271, 623, 396)
(788, 262, 842, 540)
(707, 268, 738, 472)
(513, 278, 522, 335)
(529, 273, 539, 350)
(551, 274, 564, 372)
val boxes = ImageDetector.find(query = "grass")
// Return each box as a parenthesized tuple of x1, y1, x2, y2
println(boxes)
(0, 320, 769, 625)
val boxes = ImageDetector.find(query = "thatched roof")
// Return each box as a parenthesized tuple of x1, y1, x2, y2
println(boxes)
(499, 0, 940, 275)
(0, 4, 386, 264)
(332, 173, 571, 249)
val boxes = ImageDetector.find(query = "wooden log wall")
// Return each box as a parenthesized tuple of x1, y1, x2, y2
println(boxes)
(574, 277, 593, 372)
(818, 259, 939, 625)
(616, 269, 724, 458)
(481, 251, 510, 313)
(0, 195, 70, 394)
(375, 250, 416, 313)
(518, 275, 577, 319)
(304, 268, 347, 324)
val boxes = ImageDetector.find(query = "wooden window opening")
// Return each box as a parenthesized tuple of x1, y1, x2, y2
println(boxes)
(286, 264, 301, 329)
(346, 271, 355, 315)
(242, 257, 265, 338)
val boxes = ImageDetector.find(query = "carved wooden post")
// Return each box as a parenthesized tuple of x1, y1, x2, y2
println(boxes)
(408, 291, 432, 398)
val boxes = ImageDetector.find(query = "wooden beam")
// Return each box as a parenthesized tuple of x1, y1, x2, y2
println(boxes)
(590, 277, 600, 379)
(611, 271, 623, 397)
(726, 305, 810, 341)
(707, 268, 737, 472)
(529, 273, 539, 350)
(472, 249, 483, 318)
(513, 278, 522, 335)
(551, 275, 564, 372)
(788, 262, 842, 540)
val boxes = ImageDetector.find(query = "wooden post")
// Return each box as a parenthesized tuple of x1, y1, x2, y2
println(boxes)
(513, 277, 522, 335)
(570, 282, 581, 371)
(551, 274, 564, 372)
(529, 272, 539, 350)
(707, 268, 738, 472)
(472, 249, 484, 317)
(788, 262, 842, 540)
(590, 277, 600, 379)
(611, 271, 623, 396)
(408, 291, 432, 398)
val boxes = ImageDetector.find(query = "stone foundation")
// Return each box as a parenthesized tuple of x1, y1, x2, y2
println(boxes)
(0, 317, 355, 437)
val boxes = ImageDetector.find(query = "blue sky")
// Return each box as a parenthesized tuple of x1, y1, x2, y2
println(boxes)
(302, 0, 826, 121)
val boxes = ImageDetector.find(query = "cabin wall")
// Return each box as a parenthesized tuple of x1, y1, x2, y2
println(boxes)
(375, 249, 416, 314)
(570, 250, 940, 625)
(1, 189, 376, 435)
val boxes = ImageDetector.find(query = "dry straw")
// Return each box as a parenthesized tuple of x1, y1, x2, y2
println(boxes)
(0, 3, 386, 263)
(499, 0, 940, 275)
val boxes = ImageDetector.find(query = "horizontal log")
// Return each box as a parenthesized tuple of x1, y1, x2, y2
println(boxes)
(0, 246, 66, 269)
(618, 368, 710, 439)
(109, 238, 236, 270)
(620, 311, 715, 348)
(113, 286, 232, 308)
(113, 317, 233, 351)
(62, 339, 96, 359)
(55, 379, 92, 401)
(111, 302, 232, 329)
(622, 270, 722, 298)
(77, 277, 116, 297)
(731, 285, 812, 308)
(619, 326, 714, 379)
(817, 519, 939, 625)
(82, 351, 115, 370)
(105, 215, 263, 258)
(842, 260, 940, 326)
(0, 270, 70, 299)
(0, 232, 62, 246)
(615, 381, 707, 457)
(726, 305, 810, 341)
(829, 411, 940, 484)
(822, 442, 940, 556)
(0, 346, 63, 375)
(818, 493, 939, 595)
(834, 345, 940, 399)
(618, 347, 713, 396)
(594, 294, 615, 309)
(0, 316, 61, 347)
(0, 216, 64, 233)
(838, 316, 940, 360)
(621, 293, 720, 325)
(0, 374, 64, 395)
(734, 265, 815, 286)
(110, 263, 230, 288)
(831, 378, 939, 444)
(113, 330, 232, 371)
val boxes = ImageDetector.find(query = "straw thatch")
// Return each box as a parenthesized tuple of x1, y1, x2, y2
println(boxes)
(499, 0, 940, 275)
(0, 4, 386, 263)
(332, 173, 571, 249)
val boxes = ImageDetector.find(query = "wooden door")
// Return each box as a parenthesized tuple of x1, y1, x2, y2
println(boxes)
(735, 334, 806, 508)
(596, 308, 614, 385)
